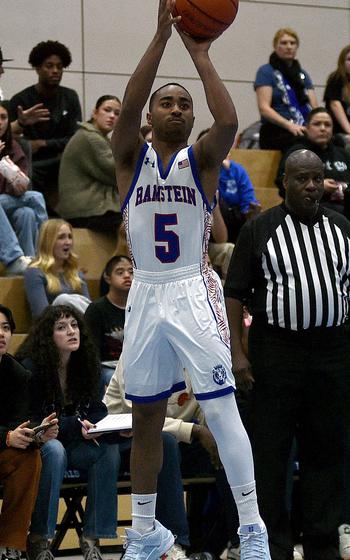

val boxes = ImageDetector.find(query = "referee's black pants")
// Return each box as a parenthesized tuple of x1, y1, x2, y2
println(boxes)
(248, 323, 350, 560)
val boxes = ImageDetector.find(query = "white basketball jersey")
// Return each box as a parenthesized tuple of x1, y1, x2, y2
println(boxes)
(121, 143, 212, 273)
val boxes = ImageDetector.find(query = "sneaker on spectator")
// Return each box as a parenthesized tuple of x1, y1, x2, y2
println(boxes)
(123, 520, 174, 560)
(293, 543, 303, 559)
(188, 553, 214, 560)
(168, 544, 189, 560)
(0, 549, 22, 560)
(238, 523, 271, 560)
(339, 524, 350, 559)
(227, 541, 240, 560)
(6, 256, 32, 276)
(79, 536, 103, 560)
(26, 539, 54, 560)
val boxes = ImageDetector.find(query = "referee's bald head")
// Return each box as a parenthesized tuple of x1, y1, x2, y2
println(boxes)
(285, 149, 323, 175)
(283, 149, 324, 220)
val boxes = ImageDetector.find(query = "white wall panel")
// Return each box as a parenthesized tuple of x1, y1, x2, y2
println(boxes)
(1, 0, 82, 71)
(0, 0, 349, 131)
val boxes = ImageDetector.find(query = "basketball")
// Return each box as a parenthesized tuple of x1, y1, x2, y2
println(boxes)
(173, 0, 239, 40)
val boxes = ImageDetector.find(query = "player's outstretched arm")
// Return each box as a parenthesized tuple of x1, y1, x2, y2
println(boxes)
(112, 0, 181, 170)
(178, 31, 237, 169)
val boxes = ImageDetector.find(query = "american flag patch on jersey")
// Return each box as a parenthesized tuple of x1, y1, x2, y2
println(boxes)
(178, 158, 189, 169)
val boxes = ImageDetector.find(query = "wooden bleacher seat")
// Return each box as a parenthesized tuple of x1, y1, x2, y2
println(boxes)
(8, 333, 27, 355)
(229, 148, 283, 210)
(0, 277, 101, 339)
(0, 277, 31, 332)
(0, 227, 117, 279)
(72, 228, 117, 279)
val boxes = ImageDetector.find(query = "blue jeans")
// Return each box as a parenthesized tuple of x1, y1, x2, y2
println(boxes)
(119, 432, 190, 546)
(0, 191, 48, 259)
(31, 438, 119, 539)
(0, 204, 23, 265)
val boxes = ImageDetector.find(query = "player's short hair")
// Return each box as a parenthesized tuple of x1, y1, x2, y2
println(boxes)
(28, 40, 72, 68)
(0, 304, 16, 332)
(149, 83, 193, 111)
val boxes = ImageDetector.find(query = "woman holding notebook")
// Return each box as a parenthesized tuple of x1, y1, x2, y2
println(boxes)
(16, 304, 119, 560)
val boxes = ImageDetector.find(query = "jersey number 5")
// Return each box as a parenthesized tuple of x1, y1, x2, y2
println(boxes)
(154, 213, 180, 263)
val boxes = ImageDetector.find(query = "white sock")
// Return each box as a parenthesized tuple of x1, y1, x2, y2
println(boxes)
(131, 493, 157, 534)
(231, 482, 263, 527)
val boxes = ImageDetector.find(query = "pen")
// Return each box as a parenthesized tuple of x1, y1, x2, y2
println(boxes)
(77, 416, 100, 447)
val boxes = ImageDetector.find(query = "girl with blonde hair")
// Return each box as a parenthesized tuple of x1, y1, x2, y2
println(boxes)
(24, 219, 90, 317)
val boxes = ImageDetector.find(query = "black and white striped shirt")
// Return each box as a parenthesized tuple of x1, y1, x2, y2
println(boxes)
(224, 204, 350, 331)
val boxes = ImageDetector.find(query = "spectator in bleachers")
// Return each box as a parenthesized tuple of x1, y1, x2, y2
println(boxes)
(57, 95, 121, 233)
(324, 45, 350, 153)
(197, 129, 260, 244)
(16, 304, 119, 560)
(0, 100, 48, 275)
(254, 28, 317, 152)
(24, 219, 90, 317)
(218, 154, 261, 243)
(98, 222, 130, 297)
(275, 107, 350, 218)
(85, 255, 133, 391)
(9, 40, 82, 213)
(0, 304, 42, 559)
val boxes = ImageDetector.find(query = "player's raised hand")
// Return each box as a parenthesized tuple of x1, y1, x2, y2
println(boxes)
(176, 25, 214, 55)
(157, 0, 181, 41)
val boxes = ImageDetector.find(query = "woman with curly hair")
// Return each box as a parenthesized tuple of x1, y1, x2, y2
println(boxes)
(16, 304, 119, 560)
(24, 218, 91, 317)
(324, 45, 350, 150)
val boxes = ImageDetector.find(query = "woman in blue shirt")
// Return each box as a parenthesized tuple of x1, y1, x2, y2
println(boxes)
(254, 28, 318, 152)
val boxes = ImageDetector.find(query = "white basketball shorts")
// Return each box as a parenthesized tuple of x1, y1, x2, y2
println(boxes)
(122, 263, 235, 402)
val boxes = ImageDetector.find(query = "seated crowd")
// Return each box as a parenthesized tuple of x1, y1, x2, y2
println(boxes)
(1, 27, 350, 560)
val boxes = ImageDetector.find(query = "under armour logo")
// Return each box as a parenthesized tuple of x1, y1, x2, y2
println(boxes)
(145, 157, 155, 168)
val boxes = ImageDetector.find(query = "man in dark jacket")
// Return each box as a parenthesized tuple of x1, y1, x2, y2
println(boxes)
(9, 40, 82, 212)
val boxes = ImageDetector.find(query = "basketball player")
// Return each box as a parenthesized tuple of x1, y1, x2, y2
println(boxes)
(112, 1, 271, 559)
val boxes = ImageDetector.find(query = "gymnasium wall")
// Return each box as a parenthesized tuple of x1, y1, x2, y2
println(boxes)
(1, 0, 349, 141)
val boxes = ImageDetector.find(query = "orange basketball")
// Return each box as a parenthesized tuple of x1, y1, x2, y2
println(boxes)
(173, 0, 239, 40)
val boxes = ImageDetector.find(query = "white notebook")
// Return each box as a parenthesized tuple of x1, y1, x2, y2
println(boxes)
(87, 413, 132, 434)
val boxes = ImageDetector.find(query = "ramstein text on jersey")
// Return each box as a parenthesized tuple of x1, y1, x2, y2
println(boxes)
(135, 184, 196, 206)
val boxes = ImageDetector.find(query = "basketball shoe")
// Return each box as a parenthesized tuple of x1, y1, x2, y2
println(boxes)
(339, 524, 350, 559)
(238, 523, 271, 560)
(123, 520, 174, 560)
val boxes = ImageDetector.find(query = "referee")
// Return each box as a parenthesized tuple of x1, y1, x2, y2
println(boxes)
(224, 149, 350, 560)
